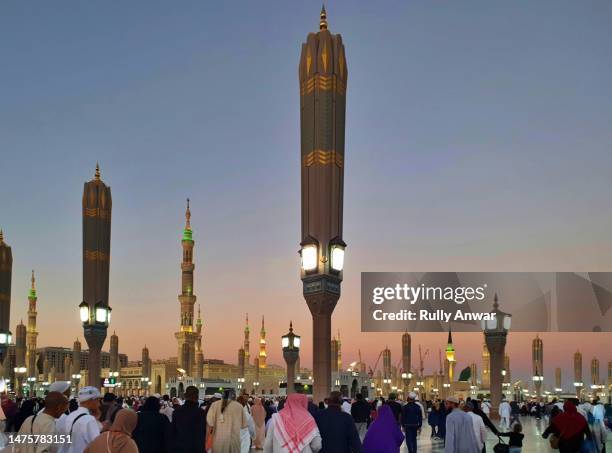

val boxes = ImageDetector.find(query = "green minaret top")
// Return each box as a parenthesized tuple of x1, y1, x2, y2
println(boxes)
(245, 313, 250, 333)
(182, 198, 193, 242)
(0, 229, 4, 244)
(446, 326, 454, 352)
(28, 270, 36, 299)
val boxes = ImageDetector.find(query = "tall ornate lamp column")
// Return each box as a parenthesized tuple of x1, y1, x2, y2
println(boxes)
(282, 321, 301, 395)
(80, 164, 112, 388)
(299, 6, 348, 404)
(0, 230, 13, 381)
(482, 293, 511, 419)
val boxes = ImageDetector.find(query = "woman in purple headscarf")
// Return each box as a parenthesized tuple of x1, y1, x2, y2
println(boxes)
(362, 404, 405, 453)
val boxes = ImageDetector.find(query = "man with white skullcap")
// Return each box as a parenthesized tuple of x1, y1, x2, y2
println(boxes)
(57, 386, 102, 453)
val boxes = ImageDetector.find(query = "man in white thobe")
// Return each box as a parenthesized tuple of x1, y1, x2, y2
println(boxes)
(445, 397, 480, 453)
(498, 399, 511, 430)
(15, 392, 68, 453)
(465, 402, 487, 452)
(57, 386, 102, 453)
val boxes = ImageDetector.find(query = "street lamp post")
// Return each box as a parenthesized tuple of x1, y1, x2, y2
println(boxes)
(532, 375, 544, 399)
(72, 373, 82, 395)
(443, 382, 451, 399)
(140, 377, 149, 396)
(282, 321, 301, 396)
(574, 381, 584, 401)
(26, 377, 36, 396)
(401, 371, 412, 397)
(14, 366, 26, 396)
(0, 331, 12, 381)
(482, 293, 512, 419)
(81, 166, 112, 388)
(298, 10, 349, 404)
(416, 380, 425, 401)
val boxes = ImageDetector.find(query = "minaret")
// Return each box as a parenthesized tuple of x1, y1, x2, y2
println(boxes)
(194, 305, 204, 380)
(63, 355, 72, 381)
(72, 338, 82, 375)
(382, 346, 392, 393)
(82, 163, 112, 386)
(15, 321, 26, 394)
(401, 331, 411, 375)
(532, 334, 544, 396)
(330, 335, 339, 373)
(238, 348, 245, 378)
(555, 367, 562, 391)
(43, 356, 50, 380)
(142, 345, 150, 379)
(482, 343, 490, 388)
(338, 329, 342, 371)
(244, 314, 250, 365)
(258, 316, 267, 369)
(299, 5, 348, 403)
(574, 350, 583, 398)
(0, 229, 13, 370)
(109, 331, 119, 372)
(470, 363, 478, 386)
(591, 357, 600, 386)
(445, 326, 456, 382)
(175, 199, 197, 374)
(337, 330, 342, 371)
(26, 270, 39, 378)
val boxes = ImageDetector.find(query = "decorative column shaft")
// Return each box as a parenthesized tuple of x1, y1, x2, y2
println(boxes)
(485, 332, 507, 418)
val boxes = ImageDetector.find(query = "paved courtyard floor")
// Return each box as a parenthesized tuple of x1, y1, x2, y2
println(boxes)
(399, 415, 612, 452)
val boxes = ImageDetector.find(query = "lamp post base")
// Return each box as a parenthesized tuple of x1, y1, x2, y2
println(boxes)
(304, 279, 339, 404)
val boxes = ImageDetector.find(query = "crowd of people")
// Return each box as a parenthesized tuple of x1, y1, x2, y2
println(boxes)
(0, 383, 610, 453)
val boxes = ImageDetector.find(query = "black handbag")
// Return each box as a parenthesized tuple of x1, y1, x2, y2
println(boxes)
(493, 436, 510, 453)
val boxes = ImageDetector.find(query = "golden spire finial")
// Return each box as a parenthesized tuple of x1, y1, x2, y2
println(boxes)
(185, 198, 191, 229)
(319, 4, 328, 30)
(95, 162, 101, 181)
(31, 270, 35, 290)
(0, 229, 4, 243)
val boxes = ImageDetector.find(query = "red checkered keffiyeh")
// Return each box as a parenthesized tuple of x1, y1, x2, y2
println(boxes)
(273, 394, 318, 453)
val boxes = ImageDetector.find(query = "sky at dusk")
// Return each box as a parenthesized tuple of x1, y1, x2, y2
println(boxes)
(1, 1, 611, 390)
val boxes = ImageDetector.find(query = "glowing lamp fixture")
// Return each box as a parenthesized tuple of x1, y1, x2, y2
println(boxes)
(301, 245, 317, 271)
(282, 321, 301, 350)
(0, 332, 11, 345)
(79, 302, 89, 323)
(329, 237, 346, 272)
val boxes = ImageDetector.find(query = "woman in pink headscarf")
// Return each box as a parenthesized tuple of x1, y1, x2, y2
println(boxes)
(252, 397, 266, 449)
(264, 394, 322, 453)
